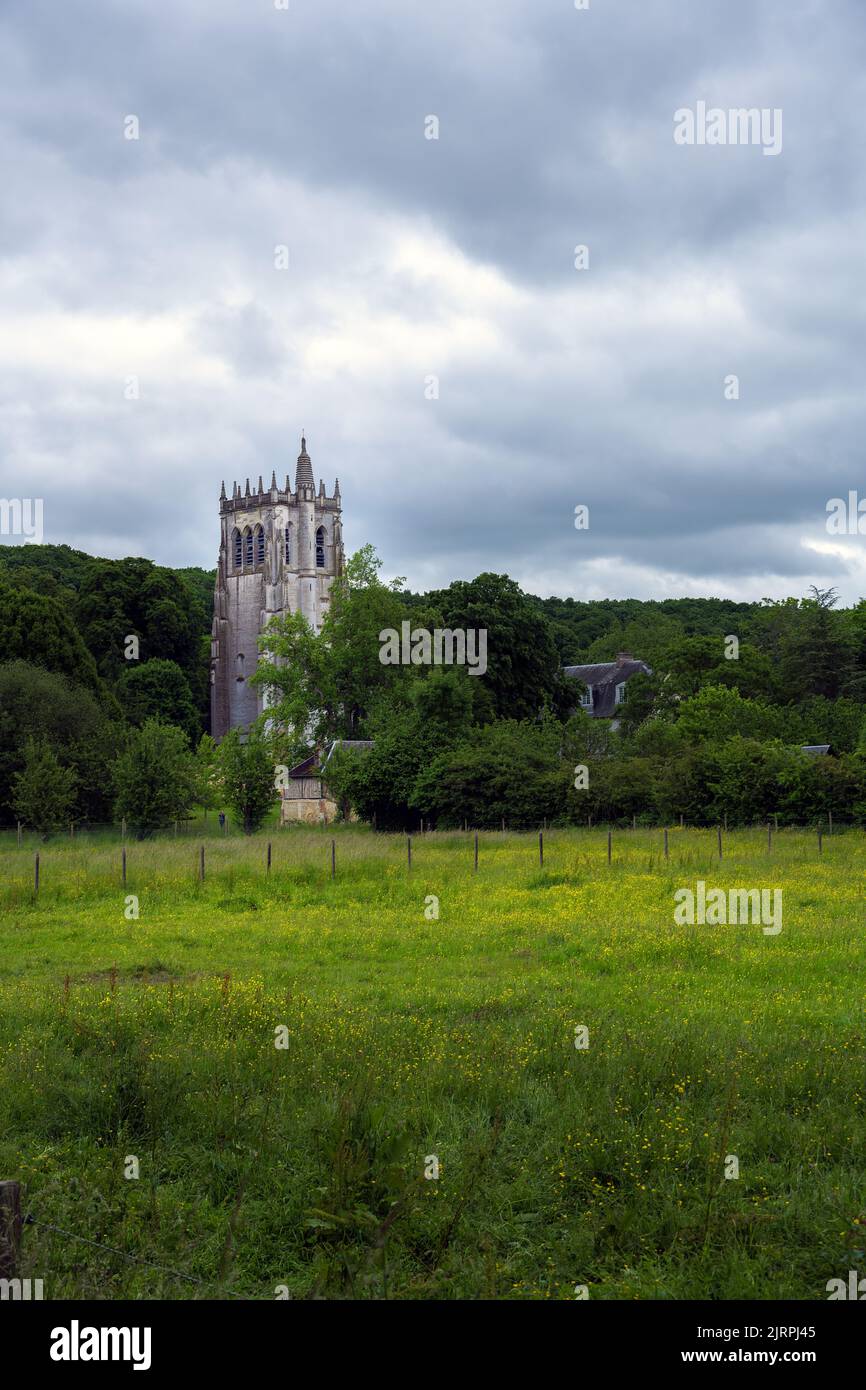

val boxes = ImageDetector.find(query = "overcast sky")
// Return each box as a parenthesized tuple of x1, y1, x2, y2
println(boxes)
(1, 0, 865, 604)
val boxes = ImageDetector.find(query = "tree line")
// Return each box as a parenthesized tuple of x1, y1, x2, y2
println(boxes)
(1, 542, 865, 834)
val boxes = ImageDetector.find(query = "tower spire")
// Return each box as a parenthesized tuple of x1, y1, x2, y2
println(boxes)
(295, 432, 314, 492)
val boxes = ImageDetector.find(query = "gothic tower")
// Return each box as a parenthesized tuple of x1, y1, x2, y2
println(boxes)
(210, 437, 345, 738)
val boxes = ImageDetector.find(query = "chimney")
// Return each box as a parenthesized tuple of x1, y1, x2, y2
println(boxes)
(616, 652, 632, 667)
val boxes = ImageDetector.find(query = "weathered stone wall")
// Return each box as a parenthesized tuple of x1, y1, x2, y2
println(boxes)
(280, 796, 338, 826)
(210, 443, 344, 739)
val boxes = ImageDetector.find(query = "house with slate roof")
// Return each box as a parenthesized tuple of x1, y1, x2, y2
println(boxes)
(563, 652, 652, 729)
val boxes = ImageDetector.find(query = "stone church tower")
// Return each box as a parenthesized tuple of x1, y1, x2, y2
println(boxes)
(210, 437, 344, 739)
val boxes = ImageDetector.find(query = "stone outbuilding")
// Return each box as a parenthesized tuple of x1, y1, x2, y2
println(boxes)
(279, 740, 373, 825)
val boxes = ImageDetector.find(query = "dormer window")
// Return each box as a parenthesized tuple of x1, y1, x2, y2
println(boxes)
(579, 687, 593, 710)
(615, 682, 626, 705)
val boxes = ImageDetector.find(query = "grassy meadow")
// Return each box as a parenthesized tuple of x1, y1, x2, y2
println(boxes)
(0, 822, 864, 1300)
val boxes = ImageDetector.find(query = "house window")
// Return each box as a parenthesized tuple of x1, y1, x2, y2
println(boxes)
(232, 528, 242, 569)
(615, 682, 626, 705)
(255, 524, 265, 565)
(316, 526, 325, 568)
(579, 688, 593, 710)
(243, 527, 253, 566)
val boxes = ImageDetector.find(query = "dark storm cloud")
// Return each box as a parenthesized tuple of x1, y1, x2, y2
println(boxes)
(0, 0, 864, 602)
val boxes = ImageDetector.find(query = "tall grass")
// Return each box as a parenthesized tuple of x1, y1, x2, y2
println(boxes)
(1, 827, 863, 1299)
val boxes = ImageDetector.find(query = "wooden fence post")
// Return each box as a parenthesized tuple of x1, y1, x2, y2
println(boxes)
(818, 828, 823, 855)
(199, 845, 205, 882)
(828, 811, 833, 836)
(717, 825, 723, 859)
(16, 822, 21, 848)
(267, 842, 272, 874)
(767, 823, 772, 853)
(0, 1180, 22, 1278)
(407, 835, 412, 870)
(664, 828, 669, 861)
(539, 830, 543, 868)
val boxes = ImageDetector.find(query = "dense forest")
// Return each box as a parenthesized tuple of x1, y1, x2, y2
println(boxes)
(1, 542, 865, 832)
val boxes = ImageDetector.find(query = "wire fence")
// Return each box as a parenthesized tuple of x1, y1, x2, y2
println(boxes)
(0, 812, 860, 852)
(23, 1213, 251, 1298)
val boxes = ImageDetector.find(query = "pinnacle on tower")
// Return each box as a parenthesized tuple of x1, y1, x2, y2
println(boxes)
(270, 470, 277, 490)
(295, 433, 315, 492)
(220, 480, 226, 501)
(334, 477, 341, 499)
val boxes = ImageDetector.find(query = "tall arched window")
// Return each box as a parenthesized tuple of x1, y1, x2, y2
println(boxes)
(316, 526, 325, 568)
(255, 524, 265, 565)
(243, 527, 253, 566)
(232, 528, 242, 569)
(284, 526, 291, 564)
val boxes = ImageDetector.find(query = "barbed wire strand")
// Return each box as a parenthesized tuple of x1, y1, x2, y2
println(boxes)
(25, 1215, 250, 1298)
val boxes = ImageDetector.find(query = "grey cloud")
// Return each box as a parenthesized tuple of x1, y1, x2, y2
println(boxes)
(0, 0, 865, 604)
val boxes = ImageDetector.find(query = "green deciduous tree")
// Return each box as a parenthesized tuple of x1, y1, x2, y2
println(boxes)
(115, 658, 200, 743)
(0, 661, 121, 825)
(412, 718, 568, 830)
(112, 719, 198, 836)
(217, 726, 277, 833)
(12, 738, 78, 837)
(0, 576, 101, 692)
(254, 545, 409, 744)
(423, 572, 566, 721)
(194, 733, 222, 817)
